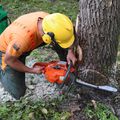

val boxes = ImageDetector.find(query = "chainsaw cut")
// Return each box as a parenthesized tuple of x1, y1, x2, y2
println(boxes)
(33, 61, 118, 93)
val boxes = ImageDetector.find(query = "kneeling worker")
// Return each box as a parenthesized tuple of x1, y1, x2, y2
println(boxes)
(0, 12, 77, 99)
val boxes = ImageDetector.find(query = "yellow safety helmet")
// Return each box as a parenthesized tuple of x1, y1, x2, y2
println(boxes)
(42, 13, 75, 48)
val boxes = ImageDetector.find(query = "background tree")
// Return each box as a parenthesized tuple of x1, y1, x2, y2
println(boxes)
(76, 0, 120, 86)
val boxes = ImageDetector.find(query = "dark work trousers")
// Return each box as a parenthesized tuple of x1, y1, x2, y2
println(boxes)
(0, 52, 30, 100)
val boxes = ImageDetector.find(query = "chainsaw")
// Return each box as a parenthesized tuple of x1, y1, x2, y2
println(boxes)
(33, 61, 118, 93)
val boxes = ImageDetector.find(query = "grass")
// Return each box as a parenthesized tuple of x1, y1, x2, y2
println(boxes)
(0, 97, 118, 120)
(1, 0, 78, 22)
(29, 45, 59, 62)
(0, 96, 71, 120)
(84, 102, 118, 120)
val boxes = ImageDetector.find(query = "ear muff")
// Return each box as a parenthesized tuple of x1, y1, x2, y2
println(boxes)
(42, 32, 55, 44)
(42, 33, 52, 44)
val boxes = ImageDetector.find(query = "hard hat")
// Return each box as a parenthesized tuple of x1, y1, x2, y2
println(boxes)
(42, 13, 75, 48)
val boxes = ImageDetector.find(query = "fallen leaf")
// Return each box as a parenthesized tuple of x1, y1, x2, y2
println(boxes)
(41, 108, 48, 114)
(29, 112, 35, 120)
(91, 100, 97, 109)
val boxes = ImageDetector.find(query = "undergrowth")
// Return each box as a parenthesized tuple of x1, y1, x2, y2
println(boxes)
(0, 96, 71, 120)
(84, 102, 118, 120)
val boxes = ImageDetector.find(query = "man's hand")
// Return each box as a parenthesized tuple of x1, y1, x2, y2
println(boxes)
(32, 66, 44, 74)
(67, 49, 77, 65)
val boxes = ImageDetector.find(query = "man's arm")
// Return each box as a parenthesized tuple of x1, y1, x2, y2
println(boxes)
(4, 51, 43, 74)
(67, 24, 83, 65)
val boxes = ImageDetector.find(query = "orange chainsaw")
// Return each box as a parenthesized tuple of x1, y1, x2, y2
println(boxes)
(33, 61, 118, 93)
(33, 61, 75, 84)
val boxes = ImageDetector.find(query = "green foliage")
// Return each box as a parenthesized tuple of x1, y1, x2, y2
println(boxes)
(1, 0, 78, 22)
(30, 49, 44, 61)
(0, 96, 71, 120)
(84, 102, 118, 120)
(52, 112, 71, 120)
(29, 46, 59, 62)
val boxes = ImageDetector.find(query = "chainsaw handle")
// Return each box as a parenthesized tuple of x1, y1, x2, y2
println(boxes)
(58, 61, 75, 90)
(59, 61, 72, 88)
(67, 60, 73, 67)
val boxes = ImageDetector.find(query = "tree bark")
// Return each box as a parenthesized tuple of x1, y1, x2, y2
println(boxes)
(77, 0, 120, 85)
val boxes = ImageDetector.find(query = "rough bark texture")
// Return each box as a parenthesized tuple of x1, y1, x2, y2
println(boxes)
(77, 0, 120, 85)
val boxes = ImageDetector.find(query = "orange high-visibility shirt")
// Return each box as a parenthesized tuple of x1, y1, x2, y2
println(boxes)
(0, 12, 49, 57)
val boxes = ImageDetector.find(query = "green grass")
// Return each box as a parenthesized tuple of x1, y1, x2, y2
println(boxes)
(84, 102, 118, 120)
(1, 0, 78, 22)
(0, 96, 71, 120)
(29, 46, 59, 62)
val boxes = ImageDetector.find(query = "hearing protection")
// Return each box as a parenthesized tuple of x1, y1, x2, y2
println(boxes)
(42, 32, 56, 44)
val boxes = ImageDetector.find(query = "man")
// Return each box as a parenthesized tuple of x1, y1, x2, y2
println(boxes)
(0, 12, 77, 99)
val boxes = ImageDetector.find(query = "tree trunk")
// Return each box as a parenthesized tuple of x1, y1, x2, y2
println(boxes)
(77, 0, 120, 85)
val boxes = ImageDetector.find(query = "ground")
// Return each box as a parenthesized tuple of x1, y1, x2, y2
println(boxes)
(0, 46, 119, 120)
(0, 0, 120, 120)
